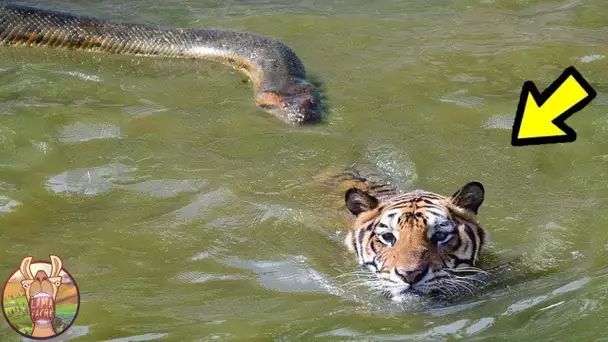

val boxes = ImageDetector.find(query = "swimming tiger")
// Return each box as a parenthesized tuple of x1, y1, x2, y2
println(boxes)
(320, 168, 488, 302)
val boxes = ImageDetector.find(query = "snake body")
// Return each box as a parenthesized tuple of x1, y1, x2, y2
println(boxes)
(0, 4, 322, 124)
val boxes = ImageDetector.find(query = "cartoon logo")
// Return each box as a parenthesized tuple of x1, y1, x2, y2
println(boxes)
(1, 255, 80, 340)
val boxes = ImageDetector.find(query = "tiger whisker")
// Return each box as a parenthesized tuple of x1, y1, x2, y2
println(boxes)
(440, 278, 477, 297)
(430, 281, 458, 297)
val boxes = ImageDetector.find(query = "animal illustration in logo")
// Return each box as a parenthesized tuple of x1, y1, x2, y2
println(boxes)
(20, 255, 63, 338)
(1, 255, 80, 340)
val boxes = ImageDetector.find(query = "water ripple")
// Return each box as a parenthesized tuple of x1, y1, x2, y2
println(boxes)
(483, 114, 514, 130)
(45, 164, 204, 198)
(580, 54, 605, 63)
(57, 70, 101, 83)
(220, 255, 344, 296)
(58, 122, 123, 143)
(502, 277, 592, 316)
(124, 99, 168, 116)
(122, 179, 207, 198)
(103, 333, 169, 342)
(28, 325, 90, 342)
(438, 89, 484, 108)
(46, 163, 136, 195)
(365, 143, 418, 190)
(0, 195, 21, 213)
(146, 188, 236, 230)
(171, 271, 246, 284)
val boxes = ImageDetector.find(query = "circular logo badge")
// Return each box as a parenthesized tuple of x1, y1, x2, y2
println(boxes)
(1, 255, 80, 340)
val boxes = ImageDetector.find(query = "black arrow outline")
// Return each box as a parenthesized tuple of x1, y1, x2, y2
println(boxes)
(511, 66, 597, 147)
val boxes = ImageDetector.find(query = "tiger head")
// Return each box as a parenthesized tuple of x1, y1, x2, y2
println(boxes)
(343, 181, 488, 302)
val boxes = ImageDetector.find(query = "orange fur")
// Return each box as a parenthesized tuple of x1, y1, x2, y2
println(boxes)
(343, 179, 488, 300)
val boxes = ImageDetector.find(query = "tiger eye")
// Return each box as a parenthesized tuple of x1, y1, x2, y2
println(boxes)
(379, 232, 396, 246)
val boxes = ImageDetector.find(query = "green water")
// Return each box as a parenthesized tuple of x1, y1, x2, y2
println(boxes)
(1, 0, 607, 340)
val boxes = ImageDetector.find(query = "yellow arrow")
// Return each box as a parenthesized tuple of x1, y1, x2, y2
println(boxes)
(511, 66, 596, 146)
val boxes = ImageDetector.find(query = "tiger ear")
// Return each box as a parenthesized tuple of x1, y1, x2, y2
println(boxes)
(450, 181, 485, 214)
(345, 188, 379, 216)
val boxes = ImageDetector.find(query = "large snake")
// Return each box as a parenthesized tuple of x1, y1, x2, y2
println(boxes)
(0, 3, 323, 124)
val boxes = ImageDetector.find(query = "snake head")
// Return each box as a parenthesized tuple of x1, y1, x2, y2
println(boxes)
(256, 79, 323, 124)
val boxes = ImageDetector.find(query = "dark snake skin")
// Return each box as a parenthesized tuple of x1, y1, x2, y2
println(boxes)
(0, 3, 323, 124)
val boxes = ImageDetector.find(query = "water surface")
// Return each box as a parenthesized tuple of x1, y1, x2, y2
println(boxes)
(1, 0, 608, 340)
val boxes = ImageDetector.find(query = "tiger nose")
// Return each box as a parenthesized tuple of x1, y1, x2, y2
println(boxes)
(395, 267, 428, 284)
